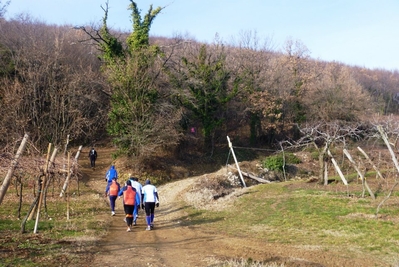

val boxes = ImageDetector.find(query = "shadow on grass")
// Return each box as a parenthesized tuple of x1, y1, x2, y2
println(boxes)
(158, 205, 224, 229)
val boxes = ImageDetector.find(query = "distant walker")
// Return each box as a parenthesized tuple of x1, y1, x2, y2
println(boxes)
(89, 147, 97, 169)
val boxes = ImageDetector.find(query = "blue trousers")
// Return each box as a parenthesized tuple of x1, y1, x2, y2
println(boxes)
(109, 195, 117, 212)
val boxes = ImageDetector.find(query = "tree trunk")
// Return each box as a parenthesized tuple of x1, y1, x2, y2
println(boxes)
(319, 144, 328, 185)
(319, 151, 324, 184)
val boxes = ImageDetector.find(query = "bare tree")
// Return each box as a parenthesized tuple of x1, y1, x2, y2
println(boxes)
(305, 63, 373, 122)
(0, 17, 108, 149)
(353, 67, 399, 115)
(225, 30, 280, 145)
(0, 0, 10, 18)
(296, 121, 366, 184)
(277, 39, 317, 124)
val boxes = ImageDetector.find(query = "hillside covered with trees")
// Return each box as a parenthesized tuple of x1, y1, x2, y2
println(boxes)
(1, 0, 399, 173)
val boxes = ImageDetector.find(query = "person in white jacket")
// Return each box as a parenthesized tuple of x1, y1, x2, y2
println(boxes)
(129, 177, 143, 226)
(141, 179, 159, 230)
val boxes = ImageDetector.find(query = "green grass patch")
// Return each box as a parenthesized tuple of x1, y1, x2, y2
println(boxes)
(183, 180, 399, 262)
(0, 183, 110, 266)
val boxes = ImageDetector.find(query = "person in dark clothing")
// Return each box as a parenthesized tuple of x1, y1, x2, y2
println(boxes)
(88, 147, 97, 169)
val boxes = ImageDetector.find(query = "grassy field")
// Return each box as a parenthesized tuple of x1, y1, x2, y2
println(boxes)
(0, 179, 110, 267)
(183, 179, 399, 265)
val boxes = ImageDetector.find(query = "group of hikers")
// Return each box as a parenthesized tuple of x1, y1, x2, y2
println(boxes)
(88, 148, 159, 232)
(104, 164, 159, 232)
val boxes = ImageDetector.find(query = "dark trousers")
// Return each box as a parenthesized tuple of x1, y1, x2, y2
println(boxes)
(144, 202, 156, 216)
(90, 156, 96, 167)
(144, 202, 156, 226)
(124, 204, 134, 227)
(109, 195, 117, 212)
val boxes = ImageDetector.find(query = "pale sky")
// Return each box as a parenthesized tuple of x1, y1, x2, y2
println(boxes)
(5, 0, 399, 71)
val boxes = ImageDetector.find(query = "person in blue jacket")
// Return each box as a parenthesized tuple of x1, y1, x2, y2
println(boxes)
(118, 180, 140, 232)
(105, 165, 118, 182)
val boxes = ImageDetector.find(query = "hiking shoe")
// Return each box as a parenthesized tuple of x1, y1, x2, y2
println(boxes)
(133, 221, 136, 226)
(127, 227, 131, 232)
(123, 218, 127, 223)
(150, 224, 154, 229)
(111, 211, 115, 216)
(146, 226, 151, 231)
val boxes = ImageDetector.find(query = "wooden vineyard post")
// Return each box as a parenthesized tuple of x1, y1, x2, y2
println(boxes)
(60, 145, 82, 197)
(43, 147, 58, 209)
(343, 149, 375, 199)
(327, 149, 348, 186)
(357, 146, 384, 180)
(0, 134, 29, 205)
(378, 126, 399, 172)
(34, 143, 52, 234)
(375, 126, 399, 215)
(227, 136, 246, 187)
(62, 135, 69, 185)
(67, 152, 70, 220)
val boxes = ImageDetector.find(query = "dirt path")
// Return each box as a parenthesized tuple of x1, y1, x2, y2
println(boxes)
(80, 147, 388, 267)
(82, 147, 223, 266)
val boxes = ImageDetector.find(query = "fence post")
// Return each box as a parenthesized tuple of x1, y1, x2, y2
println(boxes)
(0, 134, 29, 205)
(227, 136, 246, 187)
(33, 143, 52, 233)
(60, 145, 82, 197)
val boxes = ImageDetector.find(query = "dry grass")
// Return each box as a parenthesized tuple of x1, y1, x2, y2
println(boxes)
(205, 257, 286, 267)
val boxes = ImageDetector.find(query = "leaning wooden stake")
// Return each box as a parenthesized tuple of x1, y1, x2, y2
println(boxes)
(227, 136, 246, 187)
(21, 175, 43, 233)
(62, 135, 69, 186)
(33, 143, 51, 234)
(67, 152, 70, 220)
(34, 143, 52, 234)
(376, 126, 399, 216)
(60, 145, 82, 197)
(43, 147, 59, 212)
(378, 126, 399, 172)
(328, 149, 348, 186)
(0, 134, 29, 205)
(343, 149, 375, 199)
(357, 146, 384, 180)
(227, 164, 271, 184)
